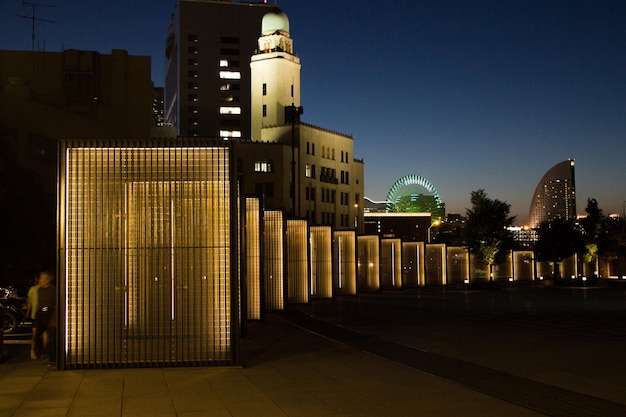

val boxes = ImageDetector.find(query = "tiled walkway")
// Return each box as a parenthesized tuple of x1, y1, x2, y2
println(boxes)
(1, 286, 625, 417)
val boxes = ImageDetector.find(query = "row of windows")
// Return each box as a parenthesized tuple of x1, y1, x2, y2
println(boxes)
(305, 212, 351, 228)
(305, 164, 316, 178)
(339, 213, 351, 227)
(321, 188, 336, 204)
(340, 170, 350, 185)
(340, 192, 350, 206)
(254, 161, 272, 173)
(320, 167, 338, 184)
(321, 212, 335, 226)
(306, 142, 349, 164)
(305, 186, 316, 201)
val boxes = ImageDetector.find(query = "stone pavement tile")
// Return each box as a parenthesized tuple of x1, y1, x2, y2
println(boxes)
(273, 397, 341, 417)
(10, 406, 69, 417)
(122, 397, 176, 417)
(67, 400, 122, 417)
(221, 399, 287, 417)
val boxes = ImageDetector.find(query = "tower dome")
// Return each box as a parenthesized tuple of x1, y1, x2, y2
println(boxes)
(261, 9, 290, 35)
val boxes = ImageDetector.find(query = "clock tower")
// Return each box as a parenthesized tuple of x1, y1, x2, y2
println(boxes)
(250, 9, 301, 141)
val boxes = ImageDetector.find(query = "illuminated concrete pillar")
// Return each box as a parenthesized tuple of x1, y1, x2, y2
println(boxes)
(264, 210, 286, 310)
(425, 243, 446, 286)
(402, 242, 425, 287)
(333, 230, 356, 295)
(446, 246, 469, 286)
(493, 250, 513, 282)
(380, 239, 402, 290)
(310, 226, 332, 298)
(537, 261, 553, 282)
(245, 196, 263, 320)
(287, 219, 310, 303)
(59, 139, 238, 368)
(562, 254, 578, 281)
(357, 235, 380, 292)
(513, 251, 535, 282)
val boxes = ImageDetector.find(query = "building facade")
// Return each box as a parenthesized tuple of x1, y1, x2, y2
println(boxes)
(164, 0, 276, 138)
(528, 159, 576, 229)
(242, 9, 364, 231)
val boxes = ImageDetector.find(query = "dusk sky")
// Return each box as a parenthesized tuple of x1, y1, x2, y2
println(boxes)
(2, 0, 625, 224)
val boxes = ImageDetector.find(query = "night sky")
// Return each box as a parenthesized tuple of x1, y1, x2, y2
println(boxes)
(2, 0, 625, 224)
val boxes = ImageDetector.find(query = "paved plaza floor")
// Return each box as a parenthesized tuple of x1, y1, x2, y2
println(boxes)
(1, 285, 625, 416)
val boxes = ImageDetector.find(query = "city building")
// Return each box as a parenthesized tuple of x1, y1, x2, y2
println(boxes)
(363, 212, 432, 242)
(164, 0, 276, 138)
(240, 8, 364, 231)
(528, 159, 576, 229)
(0, 48, 154, 278)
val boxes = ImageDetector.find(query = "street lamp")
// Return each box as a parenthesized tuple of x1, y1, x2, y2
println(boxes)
(428, 220, 441, 243)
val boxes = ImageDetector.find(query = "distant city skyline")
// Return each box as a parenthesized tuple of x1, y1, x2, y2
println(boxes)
(2, 0, 625, 224)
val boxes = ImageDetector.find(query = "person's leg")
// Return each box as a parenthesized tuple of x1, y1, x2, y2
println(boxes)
(30, 328, 37, 360)
(33, 313, 44, 358)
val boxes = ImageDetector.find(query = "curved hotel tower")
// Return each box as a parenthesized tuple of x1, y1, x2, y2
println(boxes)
(528, 159, 576, 229)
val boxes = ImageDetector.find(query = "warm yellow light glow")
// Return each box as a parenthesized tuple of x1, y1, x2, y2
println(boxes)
(310, 226, 333, 298)
(62, 144, 234, 367)
(287, 220, 309, 303)
(220, 106, 241, 115)
(219, 70, 241, 79)
(246, 197, 261, 320)
(264, 211, 285, 310)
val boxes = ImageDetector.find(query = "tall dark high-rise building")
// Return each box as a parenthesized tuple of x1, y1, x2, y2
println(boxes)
(528, 159, 576, 228)
(164, 0, 276, 138)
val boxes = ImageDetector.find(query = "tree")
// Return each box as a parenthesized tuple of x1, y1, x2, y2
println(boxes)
(465, 189, 516, 282)
(534, 218, 585, 283)
(580, 198, 603, 264)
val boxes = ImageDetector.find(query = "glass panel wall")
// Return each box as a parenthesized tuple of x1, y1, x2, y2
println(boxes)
(287, 219, 310, 303)
(59, 140, 236, 368)
(245, 196, 262, 320)
(264, 210, 285, 310)
(333, 231, 356, 295)
(425, 244, 446, 286)
(310, 226, 332, 298)
(446, 246, 468, 286)
(380, 239, 402, 290)
(357, 236, 380, 292)
(401, 242, 424, 287)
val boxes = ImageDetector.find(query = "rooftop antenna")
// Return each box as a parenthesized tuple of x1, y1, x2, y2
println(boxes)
(17, 1, 55, 52)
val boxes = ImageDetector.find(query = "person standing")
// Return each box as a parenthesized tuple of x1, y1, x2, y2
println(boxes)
(25, 275, 41, 359)
(33, 272, 56, 363)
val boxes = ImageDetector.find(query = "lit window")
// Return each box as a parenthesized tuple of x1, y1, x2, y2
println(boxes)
(219, 71, 241, 80)
(220, 59, 228, 67)
(220, 106, 241, 115)
(220, 130, 241, 138)
(254, 161, 272, 172)
(305, 164, 311, 178)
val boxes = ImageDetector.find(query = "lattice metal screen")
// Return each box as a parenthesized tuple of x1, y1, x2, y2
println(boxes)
(425, 244, 446, 286)
(357, 236, 380, 292)
(245, 197, 262, 320)
(380, 239, 402, 290)
(286, 219, 309, 304)
(446, 246, 469, 285)
(333, 231, 356, 295)
(310, 226, 332, 298)
(401, 242, 424, 287)
(264, 210, 285, 310)
(59, 141, 237, 368)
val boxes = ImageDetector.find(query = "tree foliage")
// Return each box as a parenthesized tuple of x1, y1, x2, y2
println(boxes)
(465, 189, 516, 277)
(534, 218, 585, 279)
